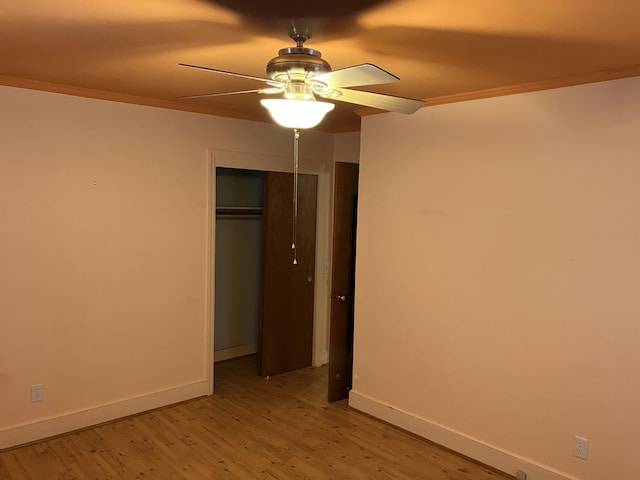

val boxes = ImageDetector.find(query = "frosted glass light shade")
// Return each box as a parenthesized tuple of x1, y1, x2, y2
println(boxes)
(261, 99, 335, 129)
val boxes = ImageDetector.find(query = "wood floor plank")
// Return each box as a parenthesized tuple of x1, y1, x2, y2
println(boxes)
(0, 356, 513, 479)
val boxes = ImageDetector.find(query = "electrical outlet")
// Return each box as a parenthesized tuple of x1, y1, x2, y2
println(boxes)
(31, 384, 43, 402)
(516, 470, 527, 480)
(574, 435, 589, 460)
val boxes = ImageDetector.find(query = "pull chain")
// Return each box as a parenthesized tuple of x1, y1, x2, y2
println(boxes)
(292, 128, 300, 265)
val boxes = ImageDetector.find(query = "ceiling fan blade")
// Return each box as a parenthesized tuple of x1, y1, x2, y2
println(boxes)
(178, 63, 279, 85)
(177, 88, 282, 99)
(324, 88, 424, 114)
(314, 64, 399, 88)
(200, 0, 392, 18)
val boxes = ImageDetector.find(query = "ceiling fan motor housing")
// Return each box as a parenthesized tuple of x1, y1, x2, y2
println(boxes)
(266, 47, 332, 83)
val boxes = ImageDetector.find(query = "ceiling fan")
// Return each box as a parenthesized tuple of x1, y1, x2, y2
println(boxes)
(178, 26, 424, 263)
(178, 27, 425, 127)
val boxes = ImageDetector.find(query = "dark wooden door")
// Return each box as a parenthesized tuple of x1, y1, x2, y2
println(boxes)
(260, 171, 318, 377)
(328, 162, 359, 402)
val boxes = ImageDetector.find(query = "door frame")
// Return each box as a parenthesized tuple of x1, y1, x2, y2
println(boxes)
(205, 148, 332, 394)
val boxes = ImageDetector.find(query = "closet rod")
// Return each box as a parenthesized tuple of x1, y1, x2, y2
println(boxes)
(216, 206, 263, 216)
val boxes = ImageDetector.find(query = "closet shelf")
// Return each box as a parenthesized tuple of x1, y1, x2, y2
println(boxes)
(216, 206, 263, 217)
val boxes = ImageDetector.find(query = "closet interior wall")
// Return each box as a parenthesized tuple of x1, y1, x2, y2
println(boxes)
(214, 168, 265, 363)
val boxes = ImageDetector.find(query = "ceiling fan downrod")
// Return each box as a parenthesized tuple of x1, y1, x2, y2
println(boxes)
(289, 25, 312, 47)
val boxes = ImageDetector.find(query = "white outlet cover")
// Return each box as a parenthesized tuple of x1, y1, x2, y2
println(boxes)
(31, 384, 43, 402)
(574, 435, 589, 460)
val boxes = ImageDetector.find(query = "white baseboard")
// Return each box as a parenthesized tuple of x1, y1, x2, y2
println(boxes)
(213, 344, 327, 367)
(348, 390, 578, 480)
(313, 349, 329, 367)
(214, 343, 258, 363)
(0, 380, 208, 450)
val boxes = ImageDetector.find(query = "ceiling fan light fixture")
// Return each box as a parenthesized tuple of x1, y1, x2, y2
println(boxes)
(261, 99, 335, 129)
(284, 81, 314, 101)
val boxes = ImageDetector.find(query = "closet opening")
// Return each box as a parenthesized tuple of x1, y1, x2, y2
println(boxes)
(214, 167, 265, 364)
(213, 166, 319, 381)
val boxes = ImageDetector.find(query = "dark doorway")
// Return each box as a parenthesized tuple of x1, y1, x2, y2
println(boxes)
(328, 162, 359, 402)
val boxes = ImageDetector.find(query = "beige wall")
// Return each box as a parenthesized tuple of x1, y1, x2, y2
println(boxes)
(351, 76, 640, 480)
(333, 131, 360, 164)
(0, 85, 335, 448)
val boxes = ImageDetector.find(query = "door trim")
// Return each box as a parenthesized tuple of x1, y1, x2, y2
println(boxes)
(206, 148, 331, 394)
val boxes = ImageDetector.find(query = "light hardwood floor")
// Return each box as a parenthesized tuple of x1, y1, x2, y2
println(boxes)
(0, 356, 513, 479)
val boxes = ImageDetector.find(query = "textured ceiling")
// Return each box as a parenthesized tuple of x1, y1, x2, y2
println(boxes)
(1, 0, 639, 132)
